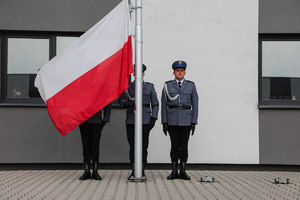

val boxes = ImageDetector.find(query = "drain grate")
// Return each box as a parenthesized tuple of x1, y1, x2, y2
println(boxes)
(274, 178, 289, 184)
(199, 176, 215, 182)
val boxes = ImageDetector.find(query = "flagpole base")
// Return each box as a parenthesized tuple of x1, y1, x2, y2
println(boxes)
(128, 177, 147, 182)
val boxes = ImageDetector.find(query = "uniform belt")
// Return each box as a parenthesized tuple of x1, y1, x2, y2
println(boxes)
(168, 105, 191, 110)
(143, 104, 150, 108)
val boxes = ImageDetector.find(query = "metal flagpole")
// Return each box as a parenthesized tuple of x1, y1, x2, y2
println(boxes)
(134, 0, 143, 180)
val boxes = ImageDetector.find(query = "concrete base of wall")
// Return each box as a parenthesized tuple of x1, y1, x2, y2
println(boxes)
(1, 163, 299, 171)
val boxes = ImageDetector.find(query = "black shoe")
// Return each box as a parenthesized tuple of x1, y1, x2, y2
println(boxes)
(179, 162, 190, 180)
(92, 162, 102, 180)
(142, 169, 147, 181)
(167, 161, 178, 180)
(167, 171, 179, 180)
(79, 163, 91, 180)
(128, 170, 134, 180)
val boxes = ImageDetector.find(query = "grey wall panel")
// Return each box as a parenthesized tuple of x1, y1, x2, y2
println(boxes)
(0, 0, 121, 32)
(260, 0, 300, 33)
(0, 0, 130, 164)
(0, 107, 129, 163)
(100, 108, 129, 163)
(259, 110, 300, 165)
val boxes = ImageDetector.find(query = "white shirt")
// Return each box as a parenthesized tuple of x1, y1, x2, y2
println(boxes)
(175, 79, 185, 86)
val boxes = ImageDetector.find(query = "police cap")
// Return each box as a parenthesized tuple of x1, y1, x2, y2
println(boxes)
(172, 60, 187, 70)
(133, 64, 147, 72)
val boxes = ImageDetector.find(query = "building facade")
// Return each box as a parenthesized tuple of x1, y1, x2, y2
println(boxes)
(0, 0, 299, 165)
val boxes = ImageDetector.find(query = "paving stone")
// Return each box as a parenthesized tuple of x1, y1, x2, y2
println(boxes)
(0, 170, 299, 200)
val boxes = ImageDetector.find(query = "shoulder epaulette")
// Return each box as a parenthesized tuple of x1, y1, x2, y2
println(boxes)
(144, 82, 153, 85)
(186, 80, 194, 84)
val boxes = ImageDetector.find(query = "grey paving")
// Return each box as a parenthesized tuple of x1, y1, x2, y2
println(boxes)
(0, 170, 299, 200)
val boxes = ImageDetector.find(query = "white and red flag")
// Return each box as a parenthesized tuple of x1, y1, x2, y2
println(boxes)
(35, 0, 132, 136)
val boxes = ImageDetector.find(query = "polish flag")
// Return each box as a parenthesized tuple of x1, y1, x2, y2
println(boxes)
(35, 0, 133, 136)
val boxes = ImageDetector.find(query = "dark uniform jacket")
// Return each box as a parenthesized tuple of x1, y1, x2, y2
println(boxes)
(161, 79, 198, 126)
(85, 103, 112, 124)
(120, 81, 159, 124)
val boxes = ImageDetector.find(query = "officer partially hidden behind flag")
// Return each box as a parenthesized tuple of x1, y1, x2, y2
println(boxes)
(79, 103, 112, 180)
(161, 60, 199, 180)
(120, 64, 159, 180)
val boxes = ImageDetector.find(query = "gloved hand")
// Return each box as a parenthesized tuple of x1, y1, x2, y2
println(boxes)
(148, 117, 157, 130)
(100, 121, 107, 130)
(190, 123, 196, 135)
(124, 100, 134, 108)
(163, 123, 168, 136)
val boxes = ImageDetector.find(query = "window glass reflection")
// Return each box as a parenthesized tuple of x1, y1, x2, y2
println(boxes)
(7, 38, 49, 98)
(56, 36, 78, 55)
(262, 41, 300, 100)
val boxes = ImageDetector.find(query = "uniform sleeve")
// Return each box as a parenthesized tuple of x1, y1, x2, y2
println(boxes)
(161, 85, 167, 124)
(191, 83, 199, 124)
(119, 91, 128, 107)
(150, 84, 159, 119)
(103, 103, 112, 122)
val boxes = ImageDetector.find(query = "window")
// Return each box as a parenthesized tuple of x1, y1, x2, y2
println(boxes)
(7, 38, 50, 99)
(0, 32, 81, 105)
(56, 36, 78, 55)
(259, 35, 300, 107)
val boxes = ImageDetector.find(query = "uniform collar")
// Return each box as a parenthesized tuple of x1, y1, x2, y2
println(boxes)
(173, 79, 187, 91)
(132, 80, 145, 84)
(175, 79, 185, 84)
(132, 80, 146, 88)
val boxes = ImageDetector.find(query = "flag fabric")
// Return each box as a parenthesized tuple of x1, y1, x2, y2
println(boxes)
(35, 0, 133, 136)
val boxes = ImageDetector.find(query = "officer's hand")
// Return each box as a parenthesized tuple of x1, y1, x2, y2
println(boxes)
(100, 121, 107, 130)
(191, 123, 196, 135)
(149, 117, 157, 130)
(124, 101, 134, 108)
(163, 123, 168, 136)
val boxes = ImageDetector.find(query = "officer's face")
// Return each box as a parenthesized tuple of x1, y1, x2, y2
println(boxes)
(133, 72, 145, 78)
(173, 68, 186, 80)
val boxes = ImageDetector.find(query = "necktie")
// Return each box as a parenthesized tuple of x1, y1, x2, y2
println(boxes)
(178, 81, 181, 88)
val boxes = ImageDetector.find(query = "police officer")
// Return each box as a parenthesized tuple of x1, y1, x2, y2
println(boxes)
(79, 103, 112, 180)
(161, 60, 198, 180)
(120, 64, 159, 180)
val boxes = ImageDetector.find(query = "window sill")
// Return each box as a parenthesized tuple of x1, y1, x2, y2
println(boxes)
(258, 105, 300, 109)
(0, 103, 124, 108)
(0, 103, 46, 107)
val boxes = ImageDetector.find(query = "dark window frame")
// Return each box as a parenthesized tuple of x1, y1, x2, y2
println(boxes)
(0, 31, 81, 106)
(259, 34, 300, 108)
(2, 33, 52, 104)
(0, 31, 125, 108)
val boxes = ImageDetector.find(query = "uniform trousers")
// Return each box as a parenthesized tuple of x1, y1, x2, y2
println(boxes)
(79, 122, 102, 163)
(168, 126, 191, 162)
(126, 124, 150, 165)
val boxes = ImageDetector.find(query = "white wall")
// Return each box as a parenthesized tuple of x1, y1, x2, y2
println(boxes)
(142, 0, 259, 164)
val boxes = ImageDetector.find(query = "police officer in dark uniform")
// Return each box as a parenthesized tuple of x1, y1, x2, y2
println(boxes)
(161, 60, 198, 180)
(120, 64, 159, 180)
(79, 103, 112, 180)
